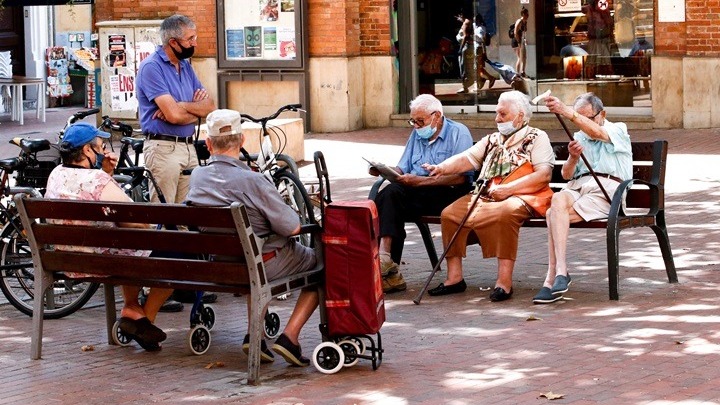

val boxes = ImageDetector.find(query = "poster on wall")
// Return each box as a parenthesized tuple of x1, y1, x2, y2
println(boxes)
(277, 27, 296, 59)
(46, 47, 73, 98)
(263, 27, 277, 51)
(108, 34, 127, 68)
(135, 41, 156, 65)
(280, 0, 294, 12)
(109, 73, 137, 111)
(244, 26, 263, 57)
(227, 29, 246, 58)
(222, 0, 300, 66)
(260, 0, 279, 21)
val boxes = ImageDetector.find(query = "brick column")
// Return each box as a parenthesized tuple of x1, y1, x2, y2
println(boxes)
(307, 0, 394, 131)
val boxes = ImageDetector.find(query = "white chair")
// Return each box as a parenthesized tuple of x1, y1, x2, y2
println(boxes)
(0, 51, 12, 114)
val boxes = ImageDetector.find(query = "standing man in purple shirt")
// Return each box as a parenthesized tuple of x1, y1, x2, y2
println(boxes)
(136, 14, 215, 205)
(136, 14, 216, 309)
(370, 94, 474, 293)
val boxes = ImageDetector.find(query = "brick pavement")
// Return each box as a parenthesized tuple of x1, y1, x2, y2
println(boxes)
(1, 109, 720, 404)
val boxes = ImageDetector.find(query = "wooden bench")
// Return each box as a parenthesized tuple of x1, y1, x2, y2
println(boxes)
(15, 196, 323, 385)
(369, 140, 677, 300)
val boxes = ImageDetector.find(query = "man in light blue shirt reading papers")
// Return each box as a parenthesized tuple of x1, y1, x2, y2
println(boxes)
(370, 94, 473, 293)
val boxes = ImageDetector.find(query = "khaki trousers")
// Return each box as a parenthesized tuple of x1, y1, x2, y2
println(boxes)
(143, 139, 198, 204)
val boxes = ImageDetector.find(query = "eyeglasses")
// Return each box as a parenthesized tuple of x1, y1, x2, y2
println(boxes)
(173, 35, 198, 45)
(408, 112, 436, 127)
(584, 110, 603, 120)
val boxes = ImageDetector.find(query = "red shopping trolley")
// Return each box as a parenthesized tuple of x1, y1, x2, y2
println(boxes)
(310, 152, 385, 374)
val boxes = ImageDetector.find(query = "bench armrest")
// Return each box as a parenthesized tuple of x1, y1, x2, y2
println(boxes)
(299, 223, 322, 234)
(608, 178, 662, 222)
(368, 177, 387, 200)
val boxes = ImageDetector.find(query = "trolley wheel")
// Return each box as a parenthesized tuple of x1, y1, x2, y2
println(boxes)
(348, 336, 366, 355)
(312, 342, 345, 374)
(188, 325, 211, 355)
(264, 311, 281, 339)
(338, 340, 361, 368)
(111, 320, 133, 347)
(200, 305, 216, 331)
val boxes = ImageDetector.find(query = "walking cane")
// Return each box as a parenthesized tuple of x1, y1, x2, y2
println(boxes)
(531, 90, 611, 203)
(413, 184, 485, 305)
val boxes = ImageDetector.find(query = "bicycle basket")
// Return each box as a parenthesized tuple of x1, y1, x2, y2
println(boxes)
(15, 160, 58, 189)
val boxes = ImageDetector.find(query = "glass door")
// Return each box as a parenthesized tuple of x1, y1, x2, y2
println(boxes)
(404, 0, 652, 115)
(414, 0, 533, 113)
(535, 0, 653, 112)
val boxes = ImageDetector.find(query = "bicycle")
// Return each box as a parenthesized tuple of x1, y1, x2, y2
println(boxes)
(239, 104, 317, 240)
(0, 108, 102, 319)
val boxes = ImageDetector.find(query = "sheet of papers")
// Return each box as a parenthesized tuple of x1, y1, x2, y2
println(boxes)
(363, 157, 400, 182)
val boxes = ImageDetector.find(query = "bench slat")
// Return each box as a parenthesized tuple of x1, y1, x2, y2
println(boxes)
(78, 277, 251, 294)
(21, 199, 241, 229)
(31, 223, 246, 257)
(39, 251, 252, 286)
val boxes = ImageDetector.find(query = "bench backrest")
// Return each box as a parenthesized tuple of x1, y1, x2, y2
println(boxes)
(14, 197, 270, 292)
(549, 140, 667, 209)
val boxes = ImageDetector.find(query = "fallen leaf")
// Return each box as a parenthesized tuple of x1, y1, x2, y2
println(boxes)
(205, 361, 225, 369)
(81, 345, 94, 352)
(539, 391, 564, 400)
(527, 315, 543, 321)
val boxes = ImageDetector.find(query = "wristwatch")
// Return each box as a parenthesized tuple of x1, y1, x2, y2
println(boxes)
(570, 111, 578, 122)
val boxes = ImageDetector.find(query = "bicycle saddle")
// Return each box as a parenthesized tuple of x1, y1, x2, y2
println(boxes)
(0, 157, 25, 172)
(11, 138, 51, 154)
(121, 137, 145, 153)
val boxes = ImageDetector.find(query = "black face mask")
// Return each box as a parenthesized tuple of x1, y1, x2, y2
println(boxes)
(171, 41, 195, 60)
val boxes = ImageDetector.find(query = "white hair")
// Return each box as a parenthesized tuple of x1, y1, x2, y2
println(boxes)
(409, 94, 444, 115)
(498, 90, 532, 121)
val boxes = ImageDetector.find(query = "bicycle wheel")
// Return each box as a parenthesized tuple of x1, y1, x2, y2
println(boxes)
(275, 153, 300, 178)
(0, 220, 100, 319)
(273, 171, 316, 246)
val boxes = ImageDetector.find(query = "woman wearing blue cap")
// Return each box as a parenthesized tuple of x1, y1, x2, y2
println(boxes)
(44, 122, 173, 351)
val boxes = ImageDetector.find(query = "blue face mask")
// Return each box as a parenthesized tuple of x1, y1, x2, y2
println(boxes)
(94, 151, 104, 169)
(416, 124, 436, 139)
(90, 146, 104, 169)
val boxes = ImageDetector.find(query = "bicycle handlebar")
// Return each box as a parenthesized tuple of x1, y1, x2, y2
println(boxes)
(69, 108, 100, 124)
(101, 116, 135, 137)
(240, 103, 303, 125)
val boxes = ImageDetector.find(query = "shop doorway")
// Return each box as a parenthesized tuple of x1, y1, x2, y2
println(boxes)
(398, 0, 653, 114)
(0, 6, 26, 77)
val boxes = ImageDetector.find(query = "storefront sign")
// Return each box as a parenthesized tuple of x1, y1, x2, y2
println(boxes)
(558, 0, 582, 13)
(658, 0, 685, 22)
